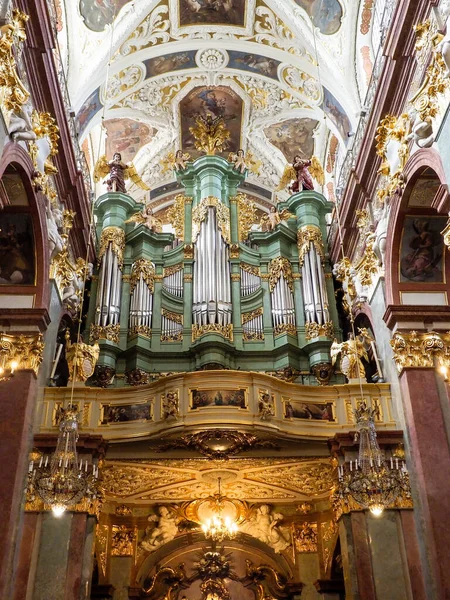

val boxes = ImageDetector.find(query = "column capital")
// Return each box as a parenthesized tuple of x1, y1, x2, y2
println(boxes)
(391, 330, 450, 372)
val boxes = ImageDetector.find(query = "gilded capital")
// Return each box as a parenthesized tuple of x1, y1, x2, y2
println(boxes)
(0, 333, 44, 376)
(297, 225, 324, 267)
(390, 330, 450, 371)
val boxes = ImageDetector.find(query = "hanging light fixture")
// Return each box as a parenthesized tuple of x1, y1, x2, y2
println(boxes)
(28, 408, 99, 516)
(201, 478, 238, 542)
(337, 402, 409, 516)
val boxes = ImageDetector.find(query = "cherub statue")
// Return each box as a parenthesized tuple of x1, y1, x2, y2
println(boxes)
(229, 148, 247, 174)
(174, 149, 190, 170)
(125, 204, 162, 232)
(241, 504, 291, 554)
(260, 206, 294, 232)
(140, 506, 179, 553)
(162, 391, 179, 420)
(258, 393, 275, 420)
(277, 155, 324, 193)
(62, 259, 93, 315)
(330, 329, 373, 381)
(407, 108, 434, 148)
(94, 152, 150, 194)
(437, 0, 450, 77)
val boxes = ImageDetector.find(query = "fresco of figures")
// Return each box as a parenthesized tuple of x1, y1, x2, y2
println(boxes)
(295, 0, 343, 35)
(179, 0, 246, 26)
(101, 402, 152, 424)
(180, 86, 243, 158)
(400, 216, 446, 283)
(0, 211, 35, 285)
(105, 119, 154, 164)
(264, 118, 318, 161)
(191, 388, 247, 409)
(284, 398, 334, 421)
(79, 0, 132, 31)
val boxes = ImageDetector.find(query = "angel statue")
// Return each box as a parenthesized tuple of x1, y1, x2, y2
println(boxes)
(277, 155, 324, 193)
(125, 204, 162, 233)
(94, 152, 150, 194)
(330, 329, 374, 382)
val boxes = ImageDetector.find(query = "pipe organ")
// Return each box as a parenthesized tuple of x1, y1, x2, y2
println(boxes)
(89, 155, 340, 380)
(240, 263, 261, 296)
(95, 227, 125, 327)
(129, 259, 155, 336)
(163, 264, 184, 297)
(192, 200, 232, 327)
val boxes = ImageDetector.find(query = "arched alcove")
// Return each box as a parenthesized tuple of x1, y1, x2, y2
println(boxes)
(385, 154, 449, 307)
(0, 143, 50, 311)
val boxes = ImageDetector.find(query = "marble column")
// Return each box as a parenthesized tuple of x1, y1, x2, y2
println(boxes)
(399, 368, 450, 599)
(0, 370, 38, 598)
(30, 511, 96, 600)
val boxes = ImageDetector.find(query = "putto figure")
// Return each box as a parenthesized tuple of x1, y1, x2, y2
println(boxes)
(277, 155, 324, 193)
(94, 152, 150, 193)
(330, 328, 374, 381)
(229, 148, 247, 174)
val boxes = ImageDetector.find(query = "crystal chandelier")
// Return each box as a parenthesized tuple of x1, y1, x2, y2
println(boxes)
(28, 408, 99, 516)
(201, 478, 238, 542)
(337, 402, 408, 516)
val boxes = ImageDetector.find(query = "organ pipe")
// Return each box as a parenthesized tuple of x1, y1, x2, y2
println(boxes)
(301, 242, 330, 325)
(95, 244, 122, 327)
(193, 206, 231, 326)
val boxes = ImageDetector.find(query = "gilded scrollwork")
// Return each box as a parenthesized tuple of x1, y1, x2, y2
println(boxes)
(375, 113, 410, 202)
(232, 192, 257, 242)
(129, 325, 151, 338)
(111, 525, 136, 556)
(166, 194, 186, 241)
(98, 227, 126, 269)
(89, 323, 120, 345)
(268, 256, 294, 293)
(390, 330, 450, 371)
(242, 307, 263, 325)
(297, 225, 324, 267)
(192, 323, 233, 342)
(183, 243, 194, 259)
(0, 10, 30, 115)
(189, 114, 230, 155)
(293, 521, 318, 553)
(274, 323, 297, 336)
(305, 321, 334, 340)
(130, 258, 155, 293)
(162, 390, 180, 420)
(240, 262, 260, 277)
(192, 196, 230, 244)
(164, 263, 183, 278)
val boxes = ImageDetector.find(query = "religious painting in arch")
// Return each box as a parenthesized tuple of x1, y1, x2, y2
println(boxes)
(79, 0, 132, 32)
(322, 89, 351, 142)
(105, 118, 155, 164)
(264, 118, 318, 162)
(227, 51, 280, 80)
(77, 87, 102, 137)
(179, 0, 246, 26)
(0, 209, 35, 285)
(144, 50, 197, 78)
(295, 0, 343, 35)
(399, 216, 447, 283)
(180, 86, 243, 159)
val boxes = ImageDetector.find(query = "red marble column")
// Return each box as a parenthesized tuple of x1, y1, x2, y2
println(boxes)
(350, 512, 376, 600)
(65, 513, 88, 600)
(400, 368, 450, 599)
(13, 513, 41, 600)
(400, 511, 426, 600)
(0, 371, 38, 598)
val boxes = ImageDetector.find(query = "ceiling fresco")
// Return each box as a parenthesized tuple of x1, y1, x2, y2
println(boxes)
(179, 0, 247, 27)
(264, 118, 319, 161)
(104, 118, 155, 164)
(180, 85, 243, 158)
(62, 0, 370, 202)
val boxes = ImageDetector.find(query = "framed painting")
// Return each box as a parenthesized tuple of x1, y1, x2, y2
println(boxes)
(399, 216, 447, 283)
(283, 397, 334, 421)
(101, 401, 153, 424)
(190, 388, 247, 409)
(171, 0, 255, 37)
(0, 210, 35, 285)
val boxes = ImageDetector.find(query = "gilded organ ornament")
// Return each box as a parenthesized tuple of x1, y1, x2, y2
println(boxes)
(125, 204, 162, 232)
(233, 192, 257, 242)
(331, 329, 373, 381)
(189, 114, 230, 155)
(167, 194, 187, 241)
(130, 258, 155, 293)
(98, 227, 126, 269)
(65, 331, 100, 383)
(268, 256, 294, 293)
(297, 225, 324, 266)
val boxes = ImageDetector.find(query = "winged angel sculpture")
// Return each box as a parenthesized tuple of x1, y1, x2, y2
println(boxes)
(277, 155, 325, 193)
(330, 328, 374, 381)
(94, 152, 150, 194)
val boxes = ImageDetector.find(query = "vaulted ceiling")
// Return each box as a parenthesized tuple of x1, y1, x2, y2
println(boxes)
(57, 0, 378, 204)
